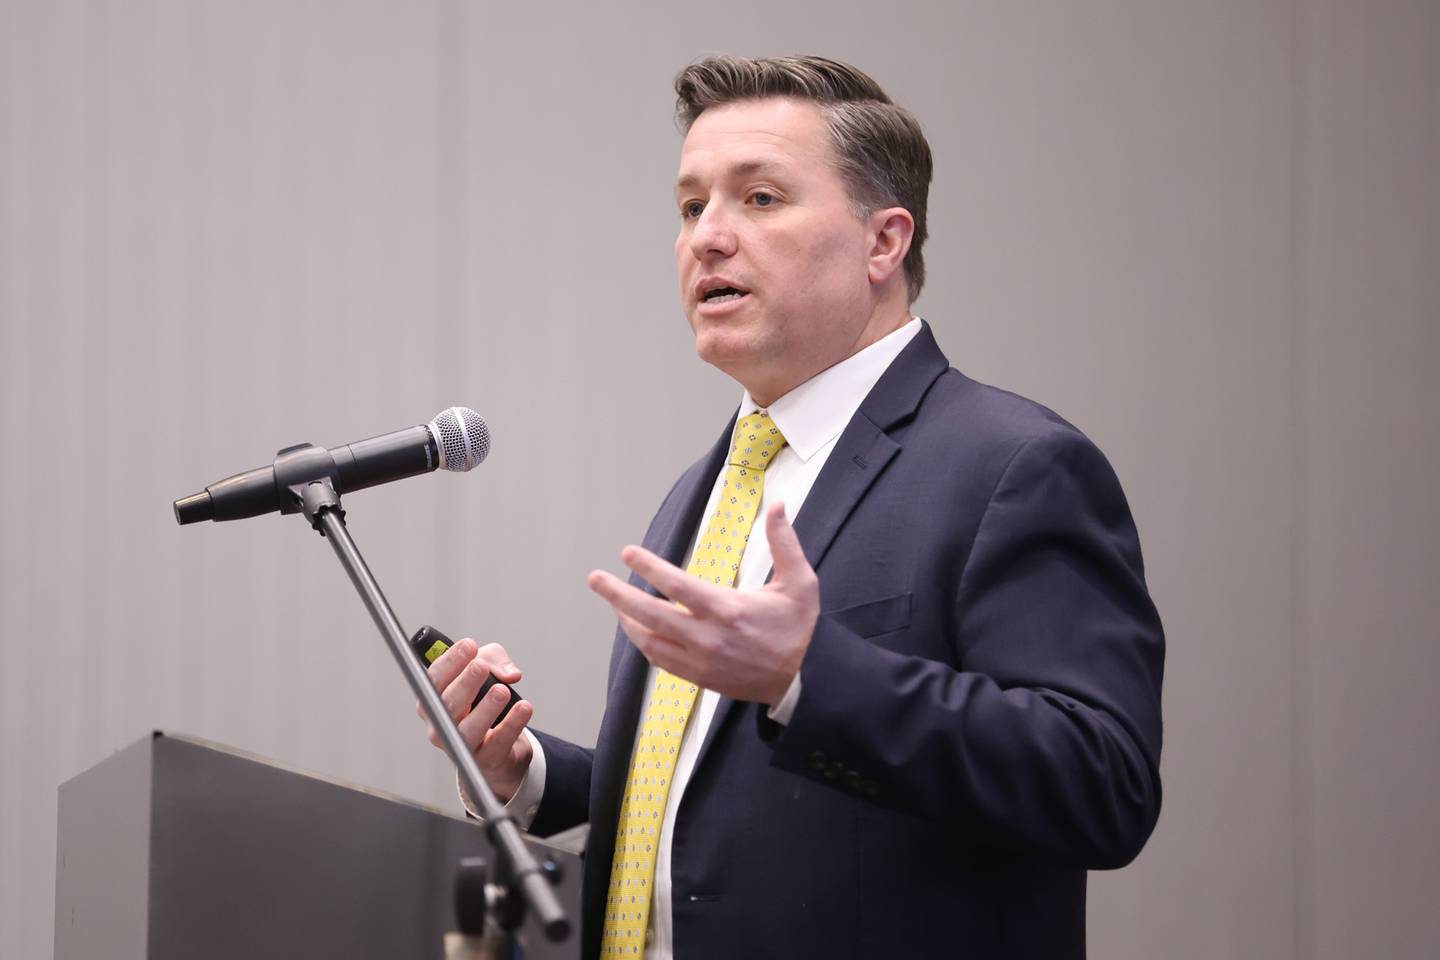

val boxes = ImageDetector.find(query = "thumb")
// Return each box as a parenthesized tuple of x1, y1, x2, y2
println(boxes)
(765, 502, 811, 582)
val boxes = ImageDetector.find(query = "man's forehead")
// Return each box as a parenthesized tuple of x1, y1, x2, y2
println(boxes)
(675, 157, 793, 192)
(674, 99, 832, 190)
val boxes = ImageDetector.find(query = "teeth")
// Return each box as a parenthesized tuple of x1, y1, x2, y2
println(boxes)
(707, 292, 744, 303)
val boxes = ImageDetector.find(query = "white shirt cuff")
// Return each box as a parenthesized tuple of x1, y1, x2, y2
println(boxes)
(457, 729, 547, 830)
(766, 673, 803, 725)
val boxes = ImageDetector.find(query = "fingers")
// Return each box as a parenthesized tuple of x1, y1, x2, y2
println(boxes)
(425, 637, 521, 690)
(425, 662, 481, 745)
(425, 636, 478, 692)
(418, 639, 480, 725)
(582, 565, 686, 668)
(442, 658, 492, 722)
(470, 641, 522, 684)
(588, 569, 700, 642)
(618, 545, 726, 616)
(615, 611, 691, 676)
(417, 637, 522, 729)
(470, 695, 534, 767)
(764, 502, 810, 582)
(462, 694, 535, 803)
(456, 680, 519, 745)
(414, 636, 536, 803)
(430, 669, 504, 750)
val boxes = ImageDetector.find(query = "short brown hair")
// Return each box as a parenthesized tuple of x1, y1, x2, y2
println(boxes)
(675, 55, 933, 302)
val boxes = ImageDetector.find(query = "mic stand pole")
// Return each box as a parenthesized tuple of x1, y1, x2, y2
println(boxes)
(292, 478, 569, 949)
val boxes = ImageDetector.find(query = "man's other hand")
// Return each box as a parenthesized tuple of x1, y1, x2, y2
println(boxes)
(587, 502, 820, 705)
(416, 638, 534, 804)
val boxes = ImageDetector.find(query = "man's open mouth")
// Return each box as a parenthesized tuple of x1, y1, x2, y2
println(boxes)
(703, 287, 749, 304)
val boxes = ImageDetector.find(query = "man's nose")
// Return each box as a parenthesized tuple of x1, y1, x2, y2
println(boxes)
(688, 203, 738, 259)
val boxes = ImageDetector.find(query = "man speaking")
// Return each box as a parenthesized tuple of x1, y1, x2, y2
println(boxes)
(419, 54, 1165, 959)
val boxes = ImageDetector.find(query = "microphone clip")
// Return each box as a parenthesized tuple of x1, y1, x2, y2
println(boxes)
(272, 442, 344, 533)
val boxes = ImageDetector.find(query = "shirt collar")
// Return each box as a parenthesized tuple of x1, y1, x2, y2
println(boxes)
(737, 318, 924, 463)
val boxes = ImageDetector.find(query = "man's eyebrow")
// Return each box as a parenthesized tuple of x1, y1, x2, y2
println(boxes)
(675, 159, 789, 193)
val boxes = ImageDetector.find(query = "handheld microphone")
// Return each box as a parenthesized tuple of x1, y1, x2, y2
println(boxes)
(173, 406, 490, 524)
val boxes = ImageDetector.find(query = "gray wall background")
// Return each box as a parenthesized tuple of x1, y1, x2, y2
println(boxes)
(1, 1, 1436, 957)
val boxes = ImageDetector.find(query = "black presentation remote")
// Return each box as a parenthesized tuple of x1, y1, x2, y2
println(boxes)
(410, 624, 522, 728)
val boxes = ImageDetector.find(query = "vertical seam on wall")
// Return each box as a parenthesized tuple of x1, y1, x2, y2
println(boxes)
(1428, 0, 1440, 428)
(1287, 0, 1315, 957)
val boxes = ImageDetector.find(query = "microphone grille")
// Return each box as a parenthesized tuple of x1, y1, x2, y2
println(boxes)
(429, 407, 491, 472)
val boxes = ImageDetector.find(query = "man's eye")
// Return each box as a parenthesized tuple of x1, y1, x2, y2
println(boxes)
(682, 200, 705, 219)
(751, 192, 777, 207)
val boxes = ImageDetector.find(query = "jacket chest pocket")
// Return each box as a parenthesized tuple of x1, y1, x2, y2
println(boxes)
(822, 592, 912, 639)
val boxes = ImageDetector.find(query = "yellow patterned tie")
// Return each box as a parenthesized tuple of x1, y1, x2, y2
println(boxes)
(600, 411, 787, 957)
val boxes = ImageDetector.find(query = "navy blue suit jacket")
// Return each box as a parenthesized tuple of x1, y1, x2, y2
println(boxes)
(531, 323, 1164, 959)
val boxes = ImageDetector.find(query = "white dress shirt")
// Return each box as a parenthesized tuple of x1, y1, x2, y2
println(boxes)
(467, 319, 923, 959)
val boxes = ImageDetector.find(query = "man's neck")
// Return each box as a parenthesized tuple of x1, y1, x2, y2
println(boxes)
(747, 310, 915, 408)
(743, 306, 910, 408)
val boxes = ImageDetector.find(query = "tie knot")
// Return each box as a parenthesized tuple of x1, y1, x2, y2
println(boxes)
(729, 411, 787, 470)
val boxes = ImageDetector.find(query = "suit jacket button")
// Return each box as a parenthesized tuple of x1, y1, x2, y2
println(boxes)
(843, 770, 861, 790)
(808, 751, 828, 772)
(862, 779, 879, 798)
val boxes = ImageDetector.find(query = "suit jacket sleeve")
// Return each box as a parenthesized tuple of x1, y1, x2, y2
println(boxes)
(526, 731, 594, 838)
(768, 426, 1165, 869)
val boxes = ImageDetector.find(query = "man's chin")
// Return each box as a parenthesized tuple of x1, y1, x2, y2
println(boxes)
(693, 329, 759, 379)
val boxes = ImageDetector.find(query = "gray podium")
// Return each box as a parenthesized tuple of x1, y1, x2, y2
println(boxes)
(54, 731, 582, 959)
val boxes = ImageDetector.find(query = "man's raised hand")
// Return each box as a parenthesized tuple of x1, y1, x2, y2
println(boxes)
(586, 502, 820, 705)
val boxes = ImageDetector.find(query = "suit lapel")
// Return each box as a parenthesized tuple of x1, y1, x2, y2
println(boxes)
(693, 323, 952, 768)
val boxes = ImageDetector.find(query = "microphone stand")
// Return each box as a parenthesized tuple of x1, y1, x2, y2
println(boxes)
(283, 465, 569, 951)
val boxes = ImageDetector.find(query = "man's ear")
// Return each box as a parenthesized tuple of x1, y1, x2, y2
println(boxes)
(867, 207, 915, 287)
